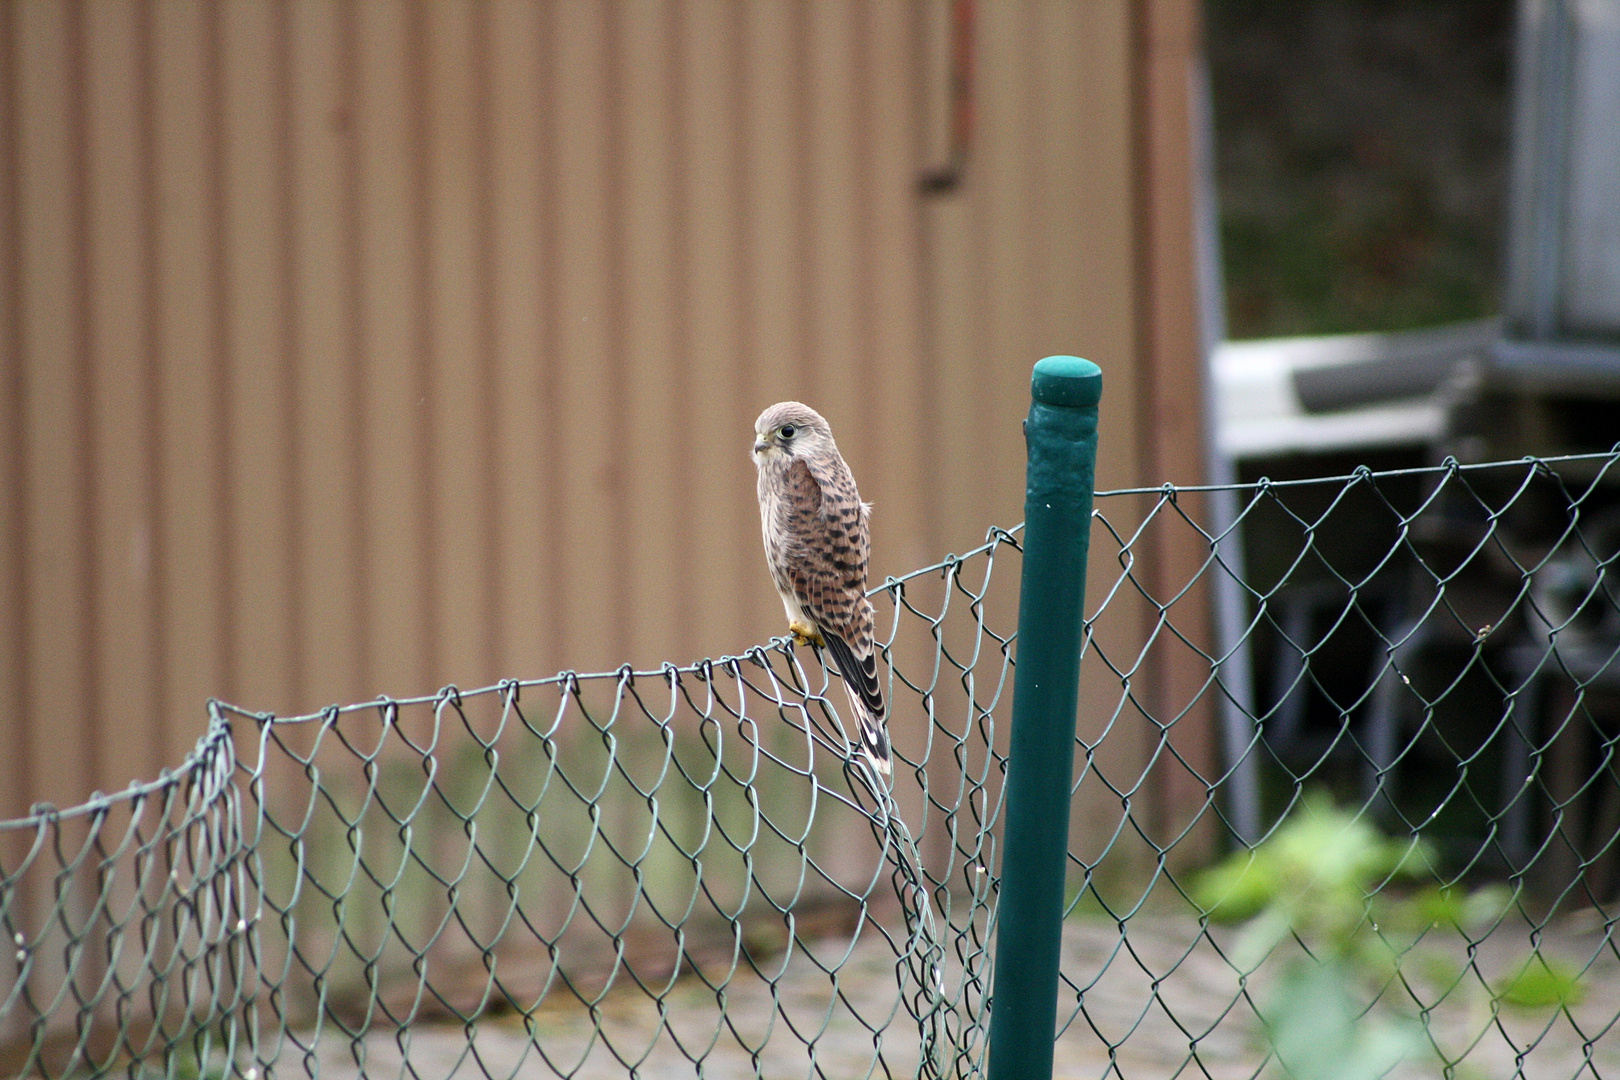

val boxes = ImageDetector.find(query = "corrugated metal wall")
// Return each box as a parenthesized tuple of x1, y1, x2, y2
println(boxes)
(0, 0, 1206, 823)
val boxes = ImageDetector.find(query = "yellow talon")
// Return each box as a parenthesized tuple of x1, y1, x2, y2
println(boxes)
(788, 621, 824, 649)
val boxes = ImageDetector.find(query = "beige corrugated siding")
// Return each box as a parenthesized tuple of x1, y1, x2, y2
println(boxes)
(0, 0, 1207, 831)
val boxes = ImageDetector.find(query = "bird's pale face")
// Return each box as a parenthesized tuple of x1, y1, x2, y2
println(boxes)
(752, 402, 834, 466)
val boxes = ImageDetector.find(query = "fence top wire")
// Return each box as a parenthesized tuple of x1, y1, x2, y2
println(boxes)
(0, 712, 236, 831)
(0, 525, 1026, 827)
(199, 523, 1024, 730)
(1094, 445, 1620, 496)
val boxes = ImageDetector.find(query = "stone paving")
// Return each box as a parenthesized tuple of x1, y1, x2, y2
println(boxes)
(297, 910, 1620, 1079)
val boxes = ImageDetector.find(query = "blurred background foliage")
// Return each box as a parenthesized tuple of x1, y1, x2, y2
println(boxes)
(1207, 0, 1515, 338)
(1195, 796, 1585, 1080)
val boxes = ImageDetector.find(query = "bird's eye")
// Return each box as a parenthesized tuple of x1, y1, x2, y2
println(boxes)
(779, 425, 797, 439)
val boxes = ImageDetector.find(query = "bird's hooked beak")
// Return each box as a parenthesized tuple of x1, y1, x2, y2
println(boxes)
(753, 433, 771, 455)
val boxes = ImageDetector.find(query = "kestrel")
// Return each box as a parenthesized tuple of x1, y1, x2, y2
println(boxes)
(752, 402, 891, 778)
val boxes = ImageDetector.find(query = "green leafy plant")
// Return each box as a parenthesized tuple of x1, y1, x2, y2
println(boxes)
(1194, 794, 1582, 1080)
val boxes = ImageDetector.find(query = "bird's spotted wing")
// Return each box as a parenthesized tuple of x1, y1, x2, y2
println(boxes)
(783, 458, 870, 637)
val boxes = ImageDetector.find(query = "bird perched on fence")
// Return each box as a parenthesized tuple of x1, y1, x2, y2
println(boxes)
(752, 402, 891, 778)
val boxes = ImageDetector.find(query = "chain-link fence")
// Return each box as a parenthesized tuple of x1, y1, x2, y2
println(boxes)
(5, 447, 1620, 1079)
(1, 526, 1020, 1080)
(1062, 448, 1620, 1078)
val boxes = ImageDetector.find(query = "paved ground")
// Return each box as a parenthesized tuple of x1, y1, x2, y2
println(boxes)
(294, 910, 1620, 1079)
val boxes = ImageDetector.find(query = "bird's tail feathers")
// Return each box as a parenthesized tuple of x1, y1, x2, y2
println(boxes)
(819, 629, 891, 778)
(822, 631, 885, 717)
(842, 684, 892, 778)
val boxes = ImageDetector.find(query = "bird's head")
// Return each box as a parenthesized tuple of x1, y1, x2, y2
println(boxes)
(753, 401, 834, 465)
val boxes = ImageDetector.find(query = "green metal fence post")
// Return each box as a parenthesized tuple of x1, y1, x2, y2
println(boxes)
(987, 356, 1102, 1080)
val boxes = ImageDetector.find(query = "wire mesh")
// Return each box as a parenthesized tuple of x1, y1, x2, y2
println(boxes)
(4, 450, 1620, 1079)
(0, 719, 252, 1079)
